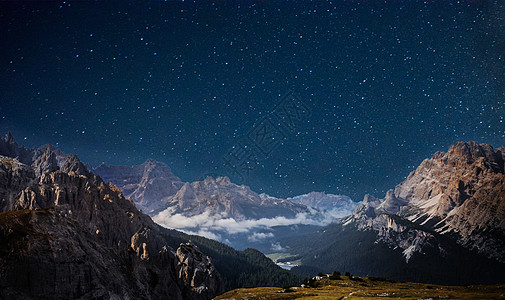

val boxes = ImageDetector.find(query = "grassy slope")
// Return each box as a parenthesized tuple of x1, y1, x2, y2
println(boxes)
(214, 276, 505, 300)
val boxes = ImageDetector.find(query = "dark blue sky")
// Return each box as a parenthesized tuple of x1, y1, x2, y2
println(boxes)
(1, 1, 504, 201)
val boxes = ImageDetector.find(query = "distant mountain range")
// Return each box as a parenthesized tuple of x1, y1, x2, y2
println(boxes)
(93, 159, 358, 251)
(283, 141, 505, 285)
(162, 176, 308, 219)
(3, 131, 504, 288)
(73, 140, 505, 285)
(152, 176, 357, 251)
(0, 133, 300, 299)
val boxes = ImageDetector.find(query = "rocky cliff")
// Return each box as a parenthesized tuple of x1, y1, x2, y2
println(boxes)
(0, 134, 222, 300)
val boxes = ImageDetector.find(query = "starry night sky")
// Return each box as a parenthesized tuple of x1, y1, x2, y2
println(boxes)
(1, 1, 504, 201)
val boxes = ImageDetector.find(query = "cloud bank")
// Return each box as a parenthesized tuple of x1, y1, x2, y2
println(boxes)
(153, 208, 350, 237)
(248, 232, 275, 242)
(152, 202, 360, 246)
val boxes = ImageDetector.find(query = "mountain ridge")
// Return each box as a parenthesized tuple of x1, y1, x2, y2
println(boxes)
(284, 141, 505, 285)
(91, 159, 358, 251)
(341, 141, 505, 262)
(152, 175, 358, 252)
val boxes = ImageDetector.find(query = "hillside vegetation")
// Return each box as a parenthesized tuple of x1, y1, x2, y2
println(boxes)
(214, 275, 505, 299)
(160, 228, 301, 290)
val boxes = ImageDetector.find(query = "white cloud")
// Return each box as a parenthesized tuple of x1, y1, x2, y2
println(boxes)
(154, 211, 333, 235)
(247, 232, 275, 242)
(152, 206, 358, 243)
(183, 229, 222, 241)
(271, 242, 286, 252)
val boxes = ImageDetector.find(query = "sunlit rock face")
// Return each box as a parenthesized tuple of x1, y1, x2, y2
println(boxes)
(346, 141, 505, 263)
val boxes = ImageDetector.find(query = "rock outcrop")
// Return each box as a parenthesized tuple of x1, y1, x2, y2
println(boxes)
(32, 147, 59, 176)
(0, 156, 36, 211)
(176, 242, 221, 299)
(0, 134, 223, 300)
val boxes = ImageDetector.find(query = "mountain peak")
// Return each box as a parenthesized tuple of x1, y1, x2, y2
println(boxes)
(139, 159, 175, 173)
(143, 158, 160, 165)
(216, 176, 231, 186)
(349, 141, 505, 264)
(5, 131, 15, 144)
(433, 141, 505, 174)
(447, 141, 498, 160)
(61, 154, 92, 177)
(204, 175, 216, 182)
(0, 132, 33, 164)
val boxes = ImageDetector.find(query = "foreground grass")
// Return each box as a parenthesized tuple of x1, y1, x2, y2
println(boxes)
(214, 276, 505, 299)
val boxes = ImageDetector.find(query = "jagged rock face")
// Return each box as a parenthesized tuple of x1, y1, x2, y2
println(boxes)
(0, 208, 158, 300)
(176, 243, 222, 299)
(32, 147, 59, 176)
(393, 142, 505, 261)
(394, 142, 504, 216)
(32, 144, 69, 168)
(347, 141, 505, 263)
(0, 156, 36, 211)
(0, 209, 217, 299)
(94, 159, 184, 214)
(60, 154, 93, 177)
(0, 133, 69, 171)
(0, 135, 223, 300)
(0, 132, 33, 165)
(166, 176, 308, 220)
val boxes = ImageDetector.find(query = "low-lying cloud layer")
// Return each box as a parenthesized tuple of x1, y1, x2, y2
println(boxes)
(153, 206, 356, 242)
(248, 232, 275, 242)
